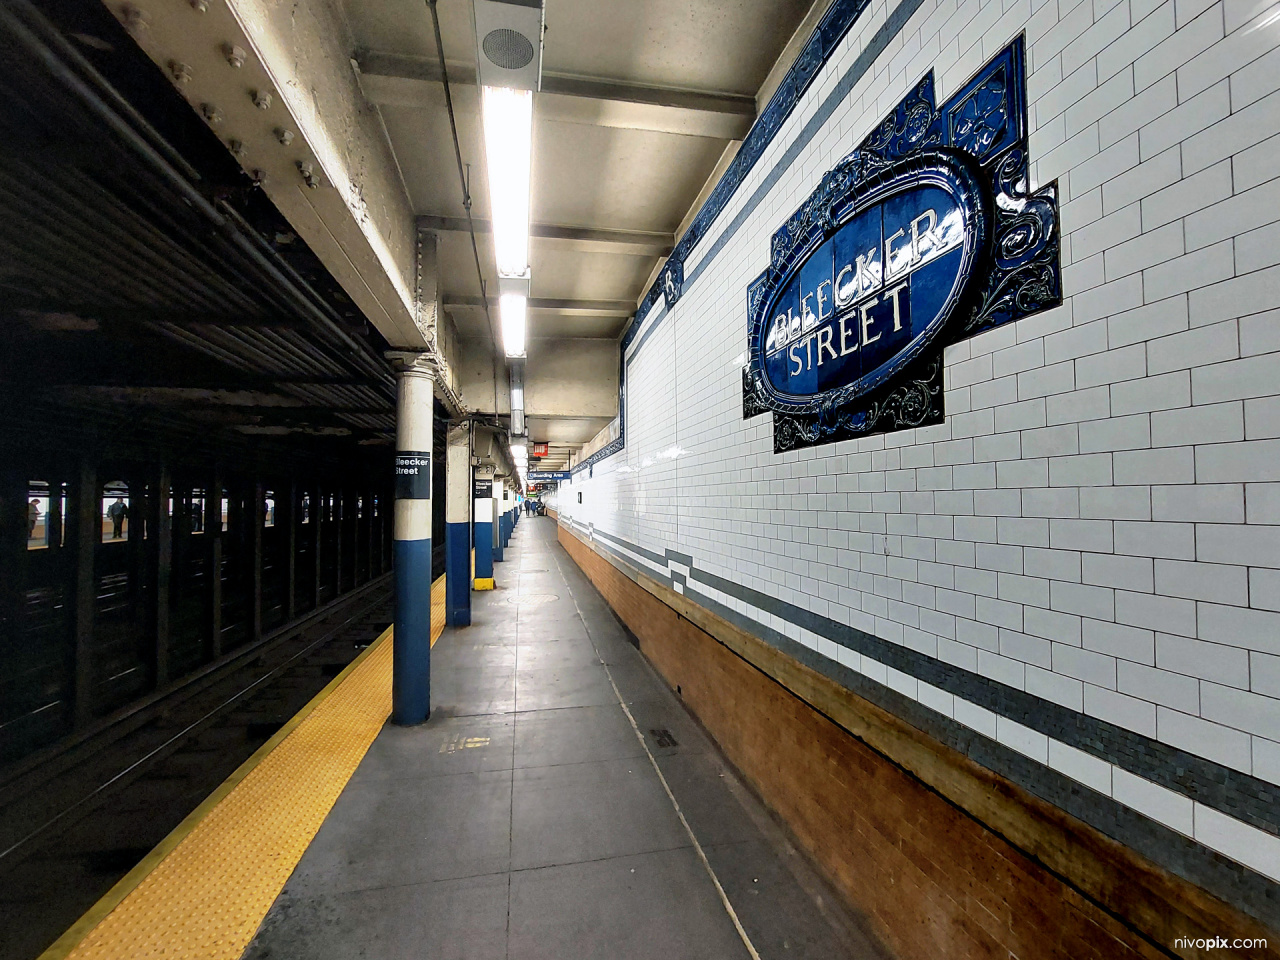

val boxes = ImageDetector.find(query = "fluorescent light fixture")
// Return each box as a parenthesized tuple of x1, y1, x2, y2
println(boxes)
(500, 293, 527, 358)
(482, 85, 533, 278)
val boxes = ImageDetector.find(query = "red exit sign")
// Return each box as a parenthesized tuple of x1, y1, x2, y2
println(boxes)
(531, 443, 548, 457)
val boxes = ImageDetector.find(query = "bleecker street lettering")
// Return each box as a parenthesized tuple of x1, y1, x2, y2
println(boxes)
(743, 39, 1062, 452)
(759, 182, 969, 402)
(394, 452, 431, 500)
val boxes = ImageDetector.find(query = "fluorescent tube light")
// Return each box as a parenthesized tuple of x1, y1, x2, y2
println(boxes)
(500, 293, 527, 358)
(482, 85, 533, 278)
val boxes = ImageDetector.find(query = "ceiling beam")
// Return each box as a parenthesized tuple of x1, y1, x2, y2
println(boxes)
(418, 215, 673, 257)
(444, 295, 634, 317)
(355, 51, 755, 140)
(21, 375, 386, 393)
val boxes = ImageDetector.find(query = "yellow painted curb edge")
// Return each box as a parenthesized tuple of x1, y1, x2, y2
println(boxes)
(36, 624, 389, 960)
(39, 573, 447, 960)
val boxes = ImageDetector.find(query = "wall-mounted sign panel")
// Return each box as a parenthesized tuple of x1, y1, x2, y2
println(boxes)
(744, 39, 1061, 452)
(473, 478, 493, 500)
(528, 471, 571, 482)
(394, 451, 431, 499)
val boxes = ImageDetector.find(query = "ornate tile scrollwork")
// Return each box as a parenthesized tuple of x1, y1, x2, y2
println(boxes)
(743, 38, 1062, 453)
(661, 258, 684, 309)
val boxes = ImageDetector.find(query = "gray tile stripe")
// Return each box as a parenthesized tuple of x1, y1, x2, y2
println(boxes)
(686, 562, 1280, 839)
(680, 582, 1280, 932)
(664, 549, 693, 567)
(580, 526, 1280, 843)
(592, 527, 670, 571)
(560, 519, 1280, 928)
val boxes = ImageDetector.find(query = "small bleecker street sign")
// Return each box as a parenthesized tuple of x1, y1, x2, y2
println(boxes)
(394, 451, 431, 500)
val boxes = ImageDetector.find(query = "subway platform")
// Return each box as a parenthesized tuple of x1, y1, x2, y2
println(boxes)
(48, 517, 882, 960)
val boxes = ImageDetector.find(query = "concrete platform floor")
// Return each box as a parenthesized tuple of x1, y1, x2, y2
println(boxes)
(243, 517, 886, 960)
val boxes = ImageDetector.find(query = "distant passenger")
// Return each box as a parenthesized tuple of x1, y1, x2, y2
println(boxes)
(108, 497, 128, 539)
(191, 500, 203, 533)
(27, 499, 40, 538)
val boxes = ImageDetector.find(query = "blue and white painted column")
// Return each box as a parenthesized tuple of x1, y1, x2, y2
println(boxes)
(444, 422, 471, 627)
(390, 358, 434, 726)
(473, 466, 495, 590)
(493, 477, 505, 564)
(501, 481, 513, 547)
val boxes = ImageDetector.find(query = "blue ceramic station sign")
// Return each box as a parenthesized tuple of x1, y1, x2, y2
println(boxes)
(743, 39, 1062, 452)
(758, 172, 980, 405)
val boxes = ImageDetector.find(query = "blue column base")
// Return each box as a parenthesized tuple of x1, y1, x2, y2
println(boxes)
(474, 521, 494, 582)
(445, 522, 470, 626)
(392, 538, 432, 725)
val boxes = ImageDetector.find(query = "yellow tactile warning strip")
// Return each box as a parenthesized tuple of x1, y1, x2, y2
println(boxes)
(431, 569, 446, 638)
(41, 574, 448, 960)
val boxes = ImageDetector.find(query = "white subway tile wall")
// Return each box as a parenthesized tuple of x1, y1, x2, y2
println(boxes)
(554, 0, 1280, 882)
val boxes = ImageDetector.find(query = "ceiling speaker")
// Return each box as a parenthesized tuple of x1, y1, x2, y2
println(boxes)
(483, 28, 534, 70)
(473, 0, 544, 91)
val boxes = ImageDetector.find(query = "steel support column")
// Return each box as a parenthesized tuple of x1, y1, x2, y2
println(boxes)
(153, 463, 172, 687)
(493, 477, 504, 564)
(252, 480, 264, 644)
(208, 470, 223, 659)
(333, 486, 345, 597)
(473, 465, 495, 590)
(390, 357, 434, 725)
(444, 422, 471, 627)
(71, 461, 97, 726)
(285, 480, 298, 621)
(311, 483, 322, 609)
(501, 481, 512, 548)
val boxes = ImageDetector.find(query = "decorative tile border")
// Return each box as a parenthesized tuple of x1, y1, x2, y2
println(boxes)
(575, 0, 923, 477)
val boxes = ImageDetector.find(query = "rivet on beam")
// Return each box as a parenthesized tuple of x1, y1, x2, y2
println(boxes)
(297, 161, 322, 189)
(223, 43, 247, 68)
(275, 127, 295, 146)
(201, 103, 223, 124)
(189, 0, 208, 10)
(228, 139, 245, 157)
(121, 4, 148, 35)
(168, 60, 192, 84)
(252, 89, 273, 110)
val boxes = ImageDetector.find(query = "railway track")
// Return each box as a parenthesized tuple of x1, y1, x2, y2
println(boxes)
(0, 579, 394, 960)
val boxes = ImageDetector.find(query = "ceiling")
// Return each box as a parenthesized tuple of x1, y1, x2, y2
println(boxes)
(343, 0, 819, 464)
(0, 0, 399, 470)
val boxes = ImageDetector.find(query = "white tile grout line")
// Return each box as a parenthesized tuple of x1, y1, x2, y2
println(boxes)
(550, 547, 763, 960)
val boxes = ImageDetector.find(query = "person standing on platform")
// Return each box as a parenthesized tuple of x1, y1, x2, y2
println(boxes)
(27, 499, 39, 538)
(108, 496, 127, 539)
